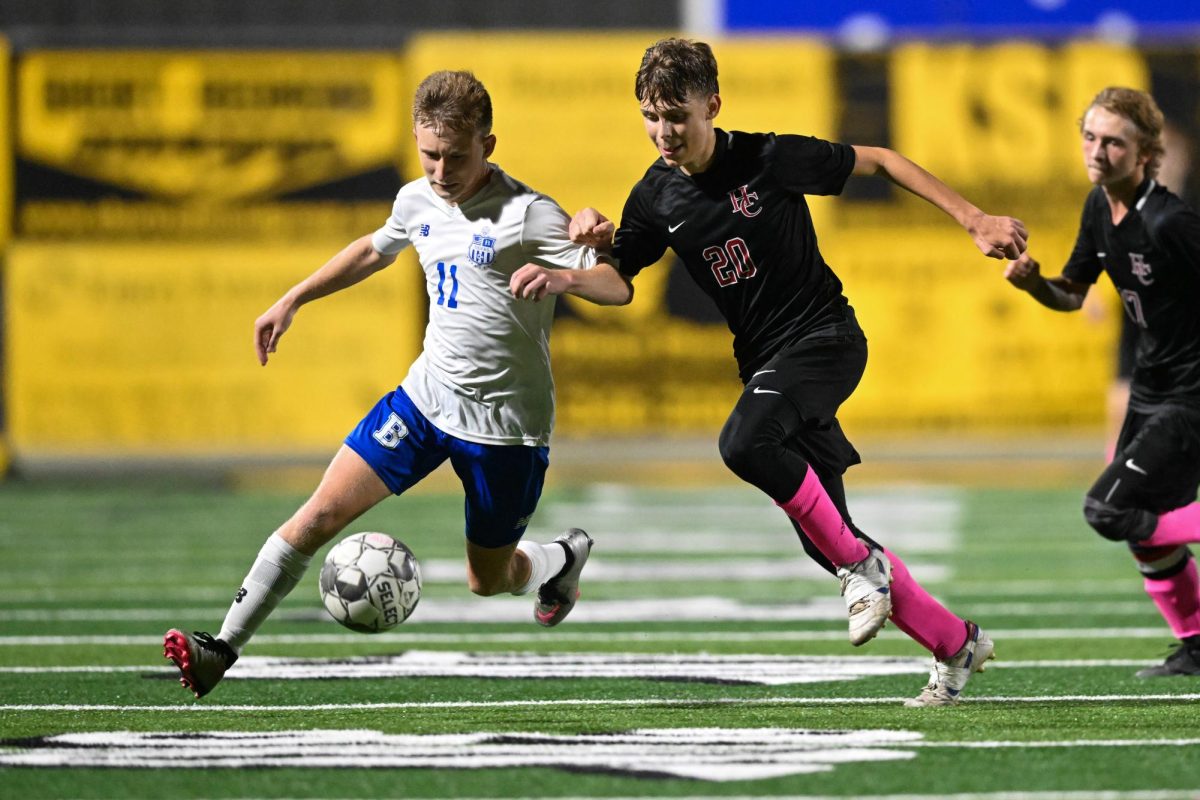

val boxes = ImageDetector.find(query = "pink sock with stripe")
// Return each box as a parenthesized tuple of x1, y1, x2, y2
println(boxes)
(1143, 558, 1200, 639)
(775, 466, 869, 567)
(884, 548, 969, 660)
(1142, 502, 1200, 548)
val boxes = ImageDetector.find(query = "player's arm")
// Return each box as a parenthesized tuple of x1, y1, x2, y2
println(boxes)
(1004, 253, 1089, 311)
(510, 258, 633, 305)
(510, 199, 633, 306)
(255, 234, 397, 365)
(851, 145, 1027, 260)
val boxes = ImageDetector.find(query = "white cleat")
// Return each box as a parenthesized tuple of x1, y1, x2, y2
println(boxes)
(534, 529, 593, 627)
(905, 621, 995, 707)
(837, 546, 893, 646)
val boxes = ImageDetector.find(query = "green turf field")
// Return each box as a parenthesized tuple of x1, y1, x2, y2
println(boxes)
(1, 476, 1198, 799)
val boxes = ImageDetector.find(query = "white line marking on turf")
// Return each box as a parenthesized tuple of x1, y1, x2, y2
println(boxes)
(0, 657, 1164, 674)
(0, 598, 1158, 624)
(0, 627, 1183, 646)
(417, 558, 949, 584)
(359, 794, 1200, 800)
(0, 728, 920, 780)
(5, 694, 1200, 712)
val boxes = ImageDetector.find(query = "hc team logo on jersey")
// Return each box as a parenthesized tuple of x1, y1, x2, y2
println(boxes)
(1129, 252, 1154, 286)
(728, 184, 762, 218)
(468, 233, 497, 266)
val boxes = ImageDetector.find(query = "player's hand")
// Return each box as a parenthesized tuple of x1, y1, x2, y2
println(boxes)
(969, 213, 1028, 260)
(569, 208, 615, 250)
(1004, 253, 1043, 291)
(510, 264, 570, 302)
(254, 299, 298, 365)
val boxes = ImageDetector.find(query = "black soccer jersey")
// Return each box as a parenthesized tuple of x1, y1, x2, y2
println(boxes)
(1063, 179, 1200, 409)
(612, 129, 859, 380)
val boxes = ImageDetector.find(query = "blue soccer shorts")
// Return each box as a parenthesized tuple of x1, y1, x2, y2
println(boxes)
(344, 388, 549, 548)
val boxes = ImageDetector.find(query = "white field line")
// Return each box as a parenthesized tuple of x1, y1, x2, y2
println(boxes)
(0, 579, 1155, 606)
(0, 627, 1182, 647)
(325, 794, 1200, 800)
(0, 658, 1165, 674)
(295, 794, 1200, 800)
(416, 558, 950, 584)
(0, 598, 1158, 624)
(4, 694, 1200, 712)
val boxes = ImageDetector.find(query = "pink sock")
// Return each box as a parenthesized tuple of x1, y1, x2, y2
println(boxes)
(776, 467, 869, 566)
(884, 548, 970, 660)
(1143, 558, 1200, 639)
(1143, 503, 1200, 548)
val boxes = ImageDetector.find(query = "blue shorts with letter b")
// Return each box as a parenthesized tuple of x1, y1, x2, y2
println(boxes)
(345, 388, 549, 548)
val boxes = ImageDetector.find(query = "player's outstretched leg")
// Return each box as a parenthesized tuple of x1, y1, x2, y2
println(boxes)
(163, 629, 238, 699)
(836, 546, 893, 646)
(532, 529, 593, 627)
(904, 621, 995, 707)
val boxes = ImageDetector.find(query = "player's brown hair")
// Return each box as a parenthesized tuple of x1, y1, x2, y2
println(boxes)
(413, 70, 493, 137)
(1083, 87, 1166, 179)
(635, 38, 719, 107)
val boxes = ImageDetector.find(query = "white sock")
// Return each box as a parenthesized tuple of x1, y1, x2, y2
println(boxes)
(218, 533, 312, 654)
(513, 540, 568, 595)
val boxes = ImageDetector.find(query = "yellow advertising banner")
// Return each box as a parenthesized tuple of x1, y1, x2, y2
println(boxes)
(890, 40, 1148, 190)
(825, 225, 1111, 432)
(4, 243, 424, 457)
(16, 51, 405, 239)
(0, 35, 10, 251)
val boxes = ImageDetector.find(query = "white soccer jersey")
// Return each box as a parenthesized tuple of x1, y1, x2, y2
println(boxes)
(371, 165, 596, 447)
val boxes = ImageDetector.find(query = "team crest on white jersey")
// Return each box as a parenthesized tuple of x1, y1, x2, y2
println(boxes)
(468, 232, 497, 266)
(1129, 252, 1154, 285)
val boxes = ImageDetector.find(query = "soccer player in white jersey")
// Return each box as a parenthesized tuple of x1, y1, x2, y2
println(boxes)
(164, 71, 633, 699)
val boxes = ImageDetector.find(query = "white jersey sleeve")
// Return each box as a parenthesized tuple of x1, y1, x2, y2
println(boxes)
(370, 194, 413, 256)
(521, 197, 596, 271)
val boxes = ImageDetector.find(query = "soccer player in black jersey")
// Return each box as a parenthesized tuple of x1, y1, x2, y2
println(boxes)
(1007, 87, 1200, 678)
(518, 38, 1028, 706)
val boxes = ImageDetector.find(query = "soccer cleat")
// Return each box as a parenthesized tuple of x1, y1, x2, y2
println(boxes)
(1135, 637, 1200, 678)
(837, 546, 893, 646)
(534, 529, 593, 627)
(905, 621, 995, 707)
(163, 629, 238, 699)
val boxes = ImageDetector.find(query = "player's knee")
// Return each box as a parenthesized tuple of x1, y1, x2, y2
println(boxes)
(1082, 498, 1156, 542)
(286, 503, 348, 551)
(718, 418, 788, 487)
(717, 426, 754, 480)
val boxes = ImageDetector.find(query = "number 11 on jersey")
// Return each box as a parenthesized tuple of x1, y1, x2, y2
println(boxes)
(436, 262, 459, 309)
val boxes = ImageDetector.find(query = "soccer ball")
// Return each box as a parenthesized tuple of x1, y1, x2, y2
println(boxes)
(319, 532, 422, 632)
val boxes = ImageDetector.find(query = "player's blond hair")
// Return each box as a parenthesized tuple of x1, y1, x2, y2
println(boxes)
(635, 38, 719, 107)
(413, 70, 493, 137)
(1083, 87, 1165, 179)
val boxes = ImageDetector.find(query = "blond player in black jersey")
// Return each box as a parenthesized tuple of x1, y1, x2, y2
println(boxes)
(1007, 88, 1200, 678)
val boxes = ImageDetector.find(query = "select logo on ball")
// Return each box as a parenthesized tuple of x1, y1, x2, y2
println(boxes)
(319, 531, 422, 633)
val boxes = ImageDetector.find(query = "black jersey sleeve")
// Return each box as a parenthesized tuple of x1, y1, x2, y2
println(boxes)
(1062, 194, 1103, 285)
(611, 178, 668, 277)
(770, 134, 857, 196)
(1154, 204, 1200, 280)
